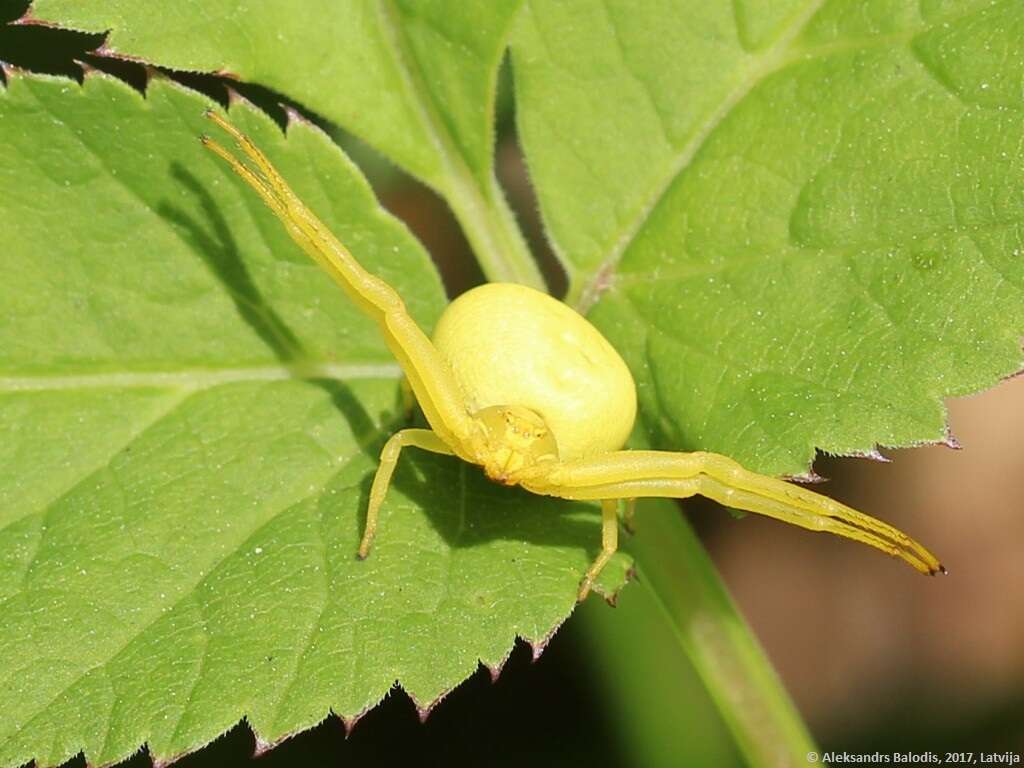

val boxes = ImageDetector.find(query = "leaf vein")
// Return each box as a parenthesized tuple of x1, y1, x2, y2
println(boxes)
(575, 0, 828, 311)
(2, 389, 193, 548)
(2, 465, 371, 762)
(0, 363, 401, 393)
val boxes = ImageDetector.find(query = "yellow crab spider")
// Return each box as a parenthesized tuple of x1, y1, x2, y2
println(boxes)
(201, 112, 944, 601)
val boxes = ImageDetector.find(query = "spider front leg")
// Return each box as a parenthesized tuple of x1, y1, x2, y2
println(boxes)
(525, 450, 943, 585)
(361, 428, 454, 559)
(201, 112, 474, 452)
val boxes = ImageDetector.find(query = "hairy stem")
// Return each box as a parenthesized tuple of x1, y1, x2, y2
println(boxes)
(375, 0, 544, 290)
(446, 168, 545, 289)
(583, 500, 817, 767)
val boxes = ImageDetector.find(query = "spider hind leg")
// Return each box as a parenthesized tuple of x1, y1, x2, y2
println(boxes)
(577, 499, 621, 602)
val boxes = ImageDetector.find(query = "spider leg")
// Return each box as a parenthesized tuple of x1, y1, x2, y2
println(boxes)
(524, 451, 943, 575)
(696, 453, 944, 574)
(201, 112, 474, 450)
(360, 428, 454, 559)
(577, 500, 622, 602)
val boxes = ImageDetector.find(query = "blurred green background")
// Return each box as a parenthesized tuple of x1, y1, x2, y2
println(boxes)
(3, 5, 1023, 765)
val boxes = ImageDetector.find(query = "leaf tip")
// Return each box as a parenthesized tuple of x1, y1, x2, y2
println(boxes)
(785, 468, 827, 484)
(591, 560, 636, 606)
(75, 58, 97, 78)
(224, 85, 244, 109)
(483, 648, 513, 683)
(1002, 363, 1024, 383)
(850, 446, 891, 463)
(9, 7, 42, 26)
(283, 104, 313, 130)
(405, 688, 444, 724)
(140, 64, 163, 89)
(92, 42, 147, 67)
(416, 702, 435, 724)
(251, 732, 275, 757)
(526, 625, 560, 662)
(339, 712, 363, 739)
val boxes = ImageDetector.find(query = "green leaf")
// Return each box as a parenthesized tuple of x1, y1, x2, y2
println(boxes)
(0, 72, 629, 767)
(580, 448, 817, 767)
(513, 2, 1024, 764)
(29, 0, 543, 285)
(513, 0, 1024, 475)
(576, 509, 746, 768)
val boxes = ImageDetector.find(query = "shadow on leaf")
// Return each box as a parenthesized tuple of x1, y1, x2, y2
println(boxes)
(161, 164, 609, 569)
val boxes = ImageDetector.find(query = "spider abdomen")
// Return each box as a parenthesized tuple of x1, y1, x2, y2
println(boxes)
(431, 283, 637, 460)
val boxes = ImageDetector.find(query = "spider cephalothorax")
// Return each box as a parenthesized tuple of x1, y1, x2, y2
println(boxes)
(202, 111, 944, 601)
(469, 405, 560, 485)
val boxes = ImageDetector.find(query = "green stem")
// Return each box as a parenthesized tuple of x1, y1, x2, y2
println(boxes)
(375, 0, 544, 290)
(587, 500, 817, 767)
(446, 168, 546, 289)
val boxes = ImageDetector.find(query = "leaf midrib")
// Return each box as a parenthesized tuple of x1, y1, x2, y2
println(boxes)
(0, 362, 402, 392)
(376, 0, 486, 202)
(571, 1, 1006, 311)
(572, 0, 827, 311)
